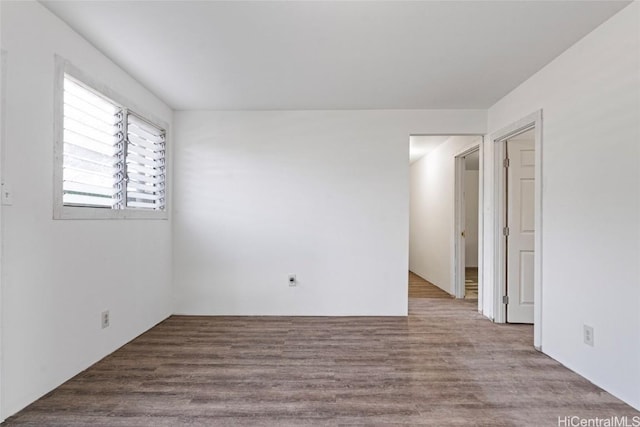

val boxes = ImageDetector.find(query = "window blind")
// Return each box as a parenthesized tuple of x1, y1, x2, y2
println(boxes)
(126, 114, 166, 210)
(61, 73, 166, 211)
(62, 76, 119, 208)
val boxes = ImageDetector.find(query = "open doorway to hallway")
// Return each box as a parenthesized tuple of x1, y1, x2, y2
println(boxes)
(408, 135, 482, 302)
(458, 150, 480, 301)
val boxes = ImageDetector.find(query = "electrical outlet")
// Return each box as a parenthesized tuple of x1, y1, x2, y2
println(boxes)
(101, 310, 110, 329)
(288, 274, 297, 287)
(583, 325, 594, 347)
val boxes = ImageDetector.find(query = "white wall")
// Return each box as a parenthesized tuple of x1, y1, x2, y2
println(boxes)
(464, 169, 479, 267)
(0, 2, 173, 419)
(409, 136, 480, 294)
(0, 48, 6, 423)
(173, 110, 486, 315)
(484, 1, 640, 410)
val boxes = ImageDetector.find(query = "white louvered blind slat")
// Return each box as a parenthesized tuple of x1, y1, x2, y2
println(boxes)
(126, 114, 166, 210)
(61, 74, 166, 212)
(62, 75, 118, 208)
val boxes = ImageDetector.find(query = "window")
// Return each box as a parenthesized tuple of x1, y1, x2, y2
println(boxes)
(62, 76, 121, 208)
(54, 58, 167, 219)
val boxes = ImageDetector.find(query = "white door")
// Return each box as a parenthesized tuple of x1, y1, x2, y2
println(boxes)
(506, 133, 535, 323)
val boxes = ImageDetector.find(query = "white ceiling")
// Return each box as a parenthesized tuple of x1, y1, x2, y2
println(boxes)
(40, 1, 630, 110)
(409, 135, 450, 164)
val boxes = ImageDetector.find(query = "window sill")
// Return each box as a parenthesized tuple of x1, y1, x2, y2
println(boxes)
(53, 205, 168, 220)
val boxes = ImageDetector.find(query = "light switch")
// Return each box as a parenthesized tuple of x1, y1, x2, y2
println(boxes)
(1, 182, 13, 205)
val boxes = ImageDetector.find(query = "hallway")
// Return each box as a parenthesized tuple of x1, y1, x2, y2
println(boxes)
(408, 271, 452, 299)
(465, 267, 478, 299)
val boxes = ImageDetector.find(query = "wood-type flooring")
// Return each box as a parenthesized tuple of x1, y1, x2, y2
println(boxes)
(465, 267, 479, 300)
(3, 284, 638, 426)
(408, 271, 452, 299)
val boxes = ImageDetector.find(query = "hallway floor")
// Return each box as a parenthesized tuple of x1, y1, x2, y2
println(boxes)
(465, 267, 478, 299)
(408, 271, 452, 299)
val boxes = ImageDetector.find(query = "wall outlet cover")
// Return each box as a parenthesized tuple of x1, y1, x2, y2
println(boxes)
(583, 325, 594, 347)
(101, 310, 110, 329)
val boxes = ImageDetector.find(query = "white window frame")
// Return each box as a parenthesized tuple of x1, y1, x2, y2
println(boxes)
(53, 56, 168, 220)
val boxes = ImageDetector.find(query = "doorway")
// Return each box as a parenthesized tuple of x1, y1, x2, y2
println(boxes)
(454, 147, 480, 301)
(504, 129, 535, 323)
(409, 135, 482, 300)
(489, 110, 543, 348)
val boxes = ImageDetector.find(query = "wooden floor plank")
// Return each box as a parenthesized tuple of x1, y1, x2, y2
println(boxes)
(409, 271, 452, 299)
(3, 289, 638, 426)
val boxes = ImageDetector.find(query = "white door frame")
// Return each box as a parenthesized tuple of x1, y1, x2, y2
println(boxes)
(489, 110, 543, 350)
(453, 143, 481, 302)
